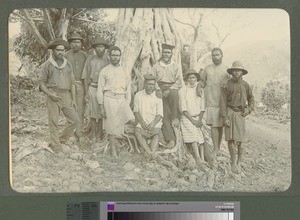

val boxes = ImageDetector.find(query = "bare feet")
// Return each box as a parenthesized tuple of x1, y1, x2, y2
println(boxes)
(231, 163, 240, 174)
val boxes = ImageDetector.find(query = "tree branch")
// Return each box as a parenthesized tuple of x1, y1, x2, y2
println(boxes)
(71, 9, 86, 18)
(42, 9, 55, 39)
(19, 9, 47, 48)
(175, 18, 196, 30)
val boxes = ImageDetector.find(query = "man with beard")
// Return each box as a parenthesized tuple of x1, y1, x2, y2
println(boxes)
(38, 38, 82, 154)
(81, 37, 110, 141)
(134, 74, 163, 157)
(151, 43, 184, 149)
(65, 32, 88, 132)
(220, 61, 254, 173)
(199, 48, 230, 156)
(97, 46, 135, 157)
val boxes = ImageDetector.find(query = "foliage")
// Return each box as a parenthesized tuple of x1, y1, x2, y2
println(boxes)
(12, 9, 116, 64)
(261, 80, 290, 112)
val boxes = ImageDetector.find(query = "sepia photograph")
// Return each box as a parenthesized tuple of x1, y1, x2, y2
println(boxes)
(9, 8, 291, 193)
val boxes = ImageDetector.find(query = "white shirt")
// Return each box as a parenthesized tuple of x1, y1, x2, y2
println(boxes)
(179, 84, 205, 116)
(134, 90, 163, 128)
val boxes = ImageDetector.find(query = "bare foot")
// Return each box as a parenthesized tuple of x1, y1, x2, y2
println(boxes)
(231, 163, 239, 174)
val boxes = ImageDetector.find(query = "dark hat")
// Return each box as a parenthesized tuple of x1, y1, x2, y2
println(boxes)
(227, 61, 248, 75)
(67, 32, 83, 42)
(91, 37, 109, 49)
(47, 38, 69, 49)
(144, 74, 158, 81)
(183, 69, 200, 81)
(162, 43, 175, 50)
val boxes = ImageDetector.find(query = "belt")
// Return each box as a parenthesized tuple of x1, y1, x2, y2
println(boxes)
(104, 91, 126, 98)
(89, 83, 98, 88)
(228, 106, 244, 112)
(49, 88, 70, 94)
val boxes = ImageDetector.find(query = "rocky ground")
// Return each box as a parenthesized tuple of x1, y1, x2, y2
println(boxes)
(10, 81, 291, 193)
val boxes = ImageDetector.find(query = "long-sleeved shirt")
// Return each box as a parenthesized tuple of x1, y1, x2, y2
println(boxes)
(97, 64, 131, 104)
(220, 78, 255, 118)
(179, 84, 205, 116)
(201, 63, 230, 108)
(38, 57, 75, 90)
(65, 50, 88, 81)
(81, 54, 110, 83)
(151, 61, 184, 91)
(134, 90, 163, 128)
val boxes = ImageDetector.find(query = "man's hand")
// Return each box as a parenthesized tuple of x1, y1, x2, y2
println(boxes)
(141, 121, 148, 131)
(84, 94, 89, 103)
(99, 104, 106, 118)
(147, 121, 156, 131)
(162, 89, 170, 98)
(171, 118, 180, 128)
(72, 100, 78, 111)
(241, 108, 250, 117)
(192, 119, 203, 128)
(48, 92, 61, 102)
(155, 90, 162, 99)
(224, 118, 230, 127)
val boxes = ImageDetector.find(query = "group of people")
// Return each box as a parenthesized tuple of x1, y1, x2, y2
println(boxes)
(38, 32, 254, 174)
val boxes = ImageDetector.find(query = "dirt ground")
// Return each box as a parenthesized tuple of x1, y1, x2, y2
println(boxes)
(10, 90, 291, 193)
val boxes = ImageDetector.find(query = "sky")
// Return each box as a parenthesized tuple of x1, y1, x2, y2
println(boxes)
(9, 8, 290, 47)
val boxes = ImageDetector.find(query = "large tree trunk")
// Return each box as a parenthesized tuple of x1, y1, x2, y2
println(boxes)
(115, 8, 182, 93)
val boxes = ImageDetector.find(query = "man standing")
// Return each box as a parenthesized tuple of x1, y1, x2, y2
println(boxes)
(97, 46, 135, 157)
(220, 61, 254, 174)
(65, 32, 87, 132)
(81, 37, 110, 141)
(200, 48, 230, 156)
(151, 43, 184, 149)
(134, 74, 163, 157)
(38, 38, 81, 154)
(179, 69, 206, 164)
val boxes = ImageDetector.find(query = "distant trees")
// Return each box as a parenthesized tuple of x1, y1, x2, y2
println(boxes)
(10, 9, 116, 64)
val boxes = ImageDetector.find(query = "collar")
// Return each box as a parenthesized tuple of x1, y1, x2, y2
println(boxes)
(49, 56, 68, 69)
(186, 82, 197, 88)
(159, 60, 173, 67)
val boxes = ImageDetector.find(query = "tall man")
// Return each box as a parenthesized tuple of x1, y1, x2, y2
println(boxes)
(81, 37, 110, 141)
(65, 32, 88, 132)
(151, 43, 184, 149)
(199, 48, 230, 156)
(134, 74, 163, 157)
(97, 46, 135, 157)
(38, 38, 82, 154)
(220, 61, 254, 173)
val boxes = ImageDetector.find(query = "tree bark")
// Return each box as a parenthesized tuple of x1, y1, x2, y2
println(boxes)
(115, 8, 182, 92)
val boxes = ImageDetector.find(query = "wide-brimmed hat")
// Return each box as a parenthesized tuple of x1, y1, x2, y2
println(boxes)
(183, 69, 201, 81)
(67, 32, 83, 42)
(91, 37, 109, 49)
(162, 43, 175, 50)
(227, 61, 248, 75)
(47, 38, 69, 50)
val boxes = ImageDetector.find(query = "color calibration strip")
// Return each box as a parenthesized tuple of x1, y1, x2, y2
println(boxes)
(108, 212, 234, 220)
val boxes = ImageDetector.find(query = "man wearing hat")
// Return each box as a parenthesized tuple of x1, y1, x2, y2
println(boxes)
(179, 69, 206, 164)
(151, 43, 184, 149)
(220, 61, 255, 174)
(97, 46, 135, 157)
(133, 74, 163, 157)
(38, 38, 82, 154)
(199, 47, 230, 157)
(81, 37, 110, 141)
(65, 32, 88, 132)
